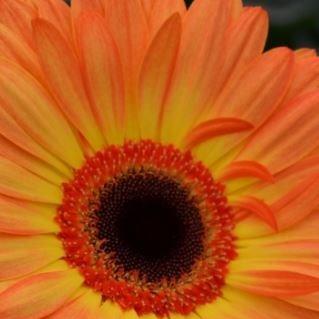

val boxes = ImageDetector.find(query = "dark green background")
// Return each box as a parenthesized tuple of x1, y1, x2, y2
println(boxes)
(65, 0, 319, 50)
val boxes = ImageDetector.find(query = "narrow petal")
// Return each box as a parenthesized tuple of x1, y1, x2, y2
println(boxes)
(49, 289, 101, 319)
(76, 12, 125, 144)
(0, 157, 62, 203)
(0, 195, 59, 234)
(0, 234, 63, 280)
(99, 300, 123, 319)
(139, 13, 181, 140)
(71, 0, 105, 19)
(230, 196, 277, 230)
(32, 19, 104, 150)
(238, 90, 319, 173)
(183, 118, 253, 150)
(283, 292, 319, 312)
(0, 58, 84, 168)
(0, 270, 83, 319)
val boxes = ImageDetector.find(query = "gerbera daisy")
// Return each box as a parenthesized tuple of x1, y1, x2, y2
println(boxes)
(0, 0, 319, 318)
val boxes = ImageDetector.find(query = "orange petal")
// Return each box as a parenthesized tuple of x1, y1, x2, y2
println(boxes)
(0, 195, 59, 235)
(238, 90, 319, 173)
(139, 13, 182, 140)
(230, 196, 277, 230)
(161, 0, 232, 144)
(220, 161, 274, 183)
(0, 24, 42, 80)
(283, 292, 319, 312)
(145, 0, 186, 34)
(215, 7, 268, 96)
(31, 0, 72, 43)
(32, 19, 104, 151)
(76, 12, 125, 144)
(0, 107, 71, 177)
(220, 287, 319, 319)
(0, 157, 62, 203)
(183, 118, 253, 150)
(0, 135, 65, 185)
(214, 47, 294, 124)
(0, 58, 84, 169)
(228, 269, 319, 298)
(49, 289, 101, 319)
(71, 0, 105, 19)
(0, 0, 37, 48)
(0, 234, 63, 280)
(0, 270, 83, 319)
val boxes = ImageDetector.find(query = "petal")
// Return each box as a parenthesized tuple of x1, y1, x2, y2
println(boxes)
(0, 135, 65, 185)
(139, 13, 181, 140)
(0, 58, 84, 169)
(76, 12, 125, 144)
(183, 118, 253, 150)
(71, 0, 105, 19)
(161, 0, 232, 144)
(0, 107, 71, 177)
(0, 234, 63, 280)
(0, 157, 62, 203)
(99, 300, 123, 319)
(31, 0, 72, 42)
(32, 19, 105, 151)
(238, 90, 319, 173)
(0, 270, 83, 319)
(218, 287, 319, 319)
(49, 289, 101, 319)
(283, 292, 319, 312)
(227, 268, 319, 297)
(0, 23, 42, 80)
(0, 0, 37, 48)
(144, 0, 186, 34)
(0, 195, 59, 235)
(214, 7, 268, 101)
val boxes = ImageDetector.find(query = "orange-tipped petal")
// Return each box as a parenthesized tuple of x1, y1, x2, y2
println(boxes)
(76, 12, 125, 145)
(32, 18, 104, 151)
(238, 90, 319, 173)
(0, 195, 59, 235)
(0, 156, 62, 203)
(220, 161, 274, 183)
(0, 234, 63, 280)
(231, 196, 277, 230)
(139, 13, 182, 140)
(183, 118, 253, 150)
(0, 58, 84, 169)
(0, 270, 83, 319)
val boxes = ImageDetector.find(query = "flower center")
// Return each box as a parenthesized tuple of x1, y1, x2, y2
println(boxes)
(95, 168, 204, 283)
(57, 140, 235, 316)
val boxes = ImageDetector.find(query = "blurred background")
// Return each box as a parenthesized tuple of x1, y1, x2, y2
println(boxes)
(66, 0, 319, 50)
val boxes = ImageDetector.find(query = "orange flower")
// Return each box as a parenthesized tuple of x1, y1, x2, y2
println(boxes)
(0, 0, 319, 318)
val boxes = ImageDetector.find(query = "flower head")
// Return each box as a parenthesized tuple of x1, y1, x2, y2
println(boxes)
(0, 0, 319, 318)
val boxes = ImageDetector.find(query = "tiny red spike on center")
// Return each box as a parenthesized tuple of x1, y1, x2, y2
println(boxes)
(57, 140, 236, 317)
